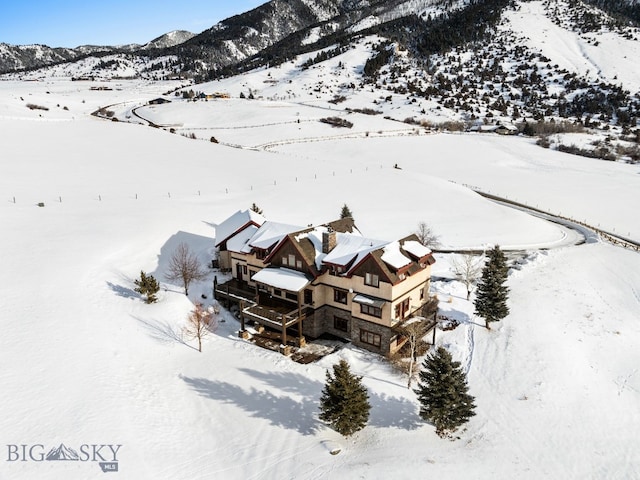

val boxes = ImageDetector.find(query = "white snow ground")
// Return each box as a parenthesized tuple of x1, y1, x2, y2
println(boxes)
(1, 39, 640, 480)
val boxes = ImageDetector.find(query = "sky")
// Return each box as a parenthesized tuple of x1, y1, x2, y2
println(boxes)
(0, 0, 266, 47)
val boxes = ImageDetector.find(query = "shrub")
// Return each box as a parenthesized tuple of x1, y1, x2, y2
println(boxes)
(134, 271, 160, 304)
(26, 103, 49, 111)
(320, 117, 353, 128)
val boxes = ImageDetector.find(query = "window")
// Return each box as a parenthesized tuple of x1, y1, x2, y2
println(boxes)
(334, 316, 349, 332)
(288, 254, 296, 266)
(304, 289, 313, 305)
(360, 304, 382, 318)
(285, 292, 297, 301)
(282, 256, 288, 266)
(334, 289, 348, 304)
(243, 265, 248, 275)
(395, 298, 410, 319)
(329, 265, 344, 276)
(273, 289, 282, 297)
(360, 329, 381, 348)
(420, 288, 425, 300)
(365, 272, 379, 287)
(296, 260, 302, 269)
(250, 270, 257, 280)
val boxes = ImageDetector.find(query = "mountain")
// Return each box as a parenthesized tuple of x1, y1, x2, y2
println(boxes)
(2, 0, 638, 159)
(0, 30, 192, 74)
(45, 443, 80, 461)
(0, 43, 88, 74)
(168, 0, 454, 75)
(143, 30, 195, 50)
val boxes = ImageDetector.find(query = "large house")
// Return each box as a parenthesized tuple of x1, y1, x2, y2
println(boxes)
(214, 210, 437, 356)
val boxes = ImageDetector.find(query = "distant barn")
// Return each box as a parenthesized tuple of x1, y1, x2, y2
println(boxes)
(148, 98, 171, 105)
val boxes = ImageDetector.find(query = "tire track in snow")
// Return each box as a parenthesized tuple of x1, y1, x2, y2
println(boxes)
(463, 321, 475, 375)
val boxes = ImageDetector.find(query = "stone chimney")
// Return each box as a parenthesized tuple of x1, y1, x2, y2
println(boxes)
(322, 229, 337, 254)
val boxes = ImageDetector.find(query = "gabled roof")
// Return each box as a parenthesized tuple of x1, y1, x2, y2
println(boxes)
(347, 234, 435, 284)
(215, 209, 266, 247)
(226, 225, 260, 253)
(323, 233, 387, 268)
(264, 219, 362, 274)
(402, 240, 432, 260)
(242, 221, 304, 252)
(381, 241, 412, 270)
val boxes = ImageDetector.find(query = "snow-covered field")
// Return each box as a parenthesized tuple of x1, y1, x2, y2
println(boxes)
(2, 61, 640, 480)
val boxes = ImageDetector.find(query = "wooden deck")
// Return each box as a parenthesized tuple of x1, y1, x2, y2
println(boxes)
(214, 278, 256, 304)
(243, 304, 308, 329)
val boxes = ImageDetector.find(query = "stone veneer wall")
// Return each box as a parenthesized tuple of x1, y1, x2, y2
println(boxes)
(350, 316, 396, 355)
(303, 305, 396, 355)
(303, 305, 352, 340)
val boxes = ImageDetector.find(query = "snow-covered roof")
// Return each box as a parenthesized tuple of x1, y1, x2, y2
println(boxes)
(352, 294, 386, 308)
(402, 240, 432, 259)
(215, 209, 265, 247)
(251, 268, 311, 292)
(243, 221, 304, 252)
(321, 233, 387, 267)
(381, 241, 412, 270)
(226, 225, 259, 253)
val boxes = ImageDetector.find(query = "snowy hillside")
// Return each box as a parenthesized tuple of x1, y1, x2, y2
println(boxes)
(142, 30, 195, 50)
(1, 0, 640, 478)
(1, 64, 640, 479)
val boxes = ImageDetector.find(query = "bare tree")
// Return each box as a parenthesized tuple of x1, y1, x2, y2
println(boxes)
(165, 242, 207, 296)
(183, 303, 217, 352)
(452, 253, 483, 300)
(396, 319, 432, 389)
(415, 221, 440, 248)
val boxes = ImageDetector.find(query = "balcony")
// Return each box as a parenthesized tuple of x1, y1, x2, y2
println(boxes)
(214, 278, 256, 305)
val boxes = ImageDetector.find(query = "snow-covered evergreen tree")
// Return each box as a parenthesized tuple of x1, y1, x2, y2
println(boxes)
(414, 346, 476, 437)
(319, 359, 370, 437)
(474, 244, 509, 329)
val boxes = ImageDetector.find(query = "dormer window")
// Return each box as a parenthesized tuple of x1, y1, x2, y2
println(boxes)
(329, 265, 345, 276)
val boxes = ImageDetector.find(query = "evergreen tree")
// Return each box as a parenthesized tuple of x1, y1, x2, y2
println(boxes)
(319, 359, 370, 437)
(250, 202, 263, 215)
(414, 347, 476, 437)
(134, 270, 160, 304)
(340, 203, 353, 219)
(474, 245, 510, 329)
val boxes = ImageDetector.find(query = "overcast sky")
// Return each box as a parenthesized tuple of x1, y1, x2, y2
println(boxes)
(1, 0, 266, 47)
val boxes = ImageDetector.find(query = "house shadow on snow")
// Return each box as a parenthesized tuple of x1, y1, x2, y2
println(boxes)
(180, 374, 318, 436)
(367, 391, 421, 430)
(155, 230, 215, 282)
(182, 368, 421, 435)
(237, 368, 420, 430)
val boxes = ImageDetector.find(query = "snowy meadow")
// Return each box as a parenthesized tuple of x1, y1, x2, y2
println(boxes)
(1, 77, 640, 480)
